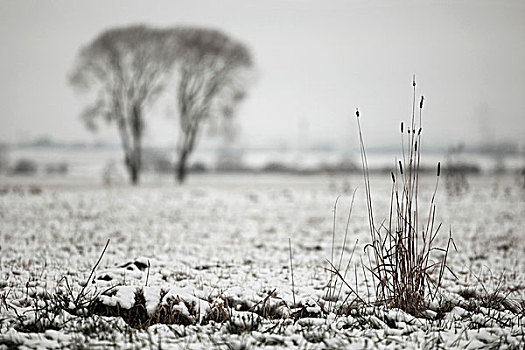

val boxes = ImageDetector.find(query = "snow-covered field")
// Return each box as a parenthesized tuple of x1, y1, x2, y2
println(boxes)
(1, 173, 524, 349)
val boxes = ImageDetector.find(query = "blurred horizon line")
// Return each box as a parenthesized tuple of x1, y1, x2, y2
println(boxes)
(1, 136, 522, 155)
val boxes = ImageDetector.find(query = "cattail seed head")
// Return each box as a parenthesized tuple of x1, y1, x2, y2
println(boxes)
(399, 160, 403, 174)
(415, 141, 418, 152)
(355, 108, 360, 118)
(418, 128, 422, 135)
(412, 75, 416, 87)
(401, 122, 404, 133)
(437, 162, 441, 177)
(420, 96, 424, 109)
(391, 172, 396, 183)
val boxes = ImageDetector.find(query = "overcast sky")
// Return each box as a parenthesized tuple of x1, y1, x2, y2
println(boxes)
(0, 0, 524, 150)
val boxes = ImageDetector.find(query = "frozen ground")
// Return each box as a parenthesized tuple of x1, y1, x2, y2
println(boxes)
(1, 173, 524, 349)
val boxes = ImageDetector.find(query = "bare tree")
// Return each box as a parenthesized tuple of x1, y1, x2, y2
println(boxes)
(169, 27, 253, 183)
(69, 25, 173, 185)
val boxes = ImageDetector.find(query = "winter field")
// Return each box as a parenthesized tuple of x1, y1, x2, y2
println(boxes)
(1, 173, 525, 349)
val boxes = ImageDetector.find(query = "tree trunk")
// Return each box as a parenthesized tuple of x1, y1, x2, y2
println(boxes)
(130, 163, 140, 185)
(130, 149, 141, 186)
(176, 150, 188, 184)
(129, 103, 143, 186)
(125, 153, 140, 185)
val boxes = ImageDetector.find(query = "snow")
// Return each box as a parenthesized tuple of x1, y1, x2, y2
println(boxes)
(98, 286, 138, 309)
(140, 287, 160, 315)
(0, 173, 524, 348)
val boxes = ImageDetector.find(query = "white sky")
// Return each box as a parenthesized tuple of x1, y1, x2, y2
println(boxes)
(0, 0, 524, 149)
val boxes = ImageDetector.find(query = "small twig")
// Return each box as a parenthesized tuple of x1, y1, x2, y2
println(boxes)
(325, 259, 367, 305)
(289, 238, 296, 307)
(145, 259, 151, 287)
(76, 239, 110, 304)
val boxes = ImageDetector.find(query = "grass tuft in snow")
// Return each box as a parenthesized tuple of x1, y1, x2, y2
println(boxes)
(332, 77, 457, 316)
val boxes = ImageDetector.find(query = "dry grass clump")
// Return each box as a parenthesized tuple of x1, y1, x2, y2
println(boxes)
(444, 144, 471, 197)
(327, 77, 456, 316)
(356, 77, 456, 315)
(7, 292, 69, 333)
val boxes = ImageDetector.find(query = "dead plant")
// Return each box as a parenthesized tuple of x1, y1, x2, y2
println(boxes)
(348, 77, 456, 315)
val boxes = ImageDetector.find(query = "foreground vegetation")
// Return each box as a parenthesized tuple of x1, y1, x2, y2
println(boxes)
(0, 171, 524, 349)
